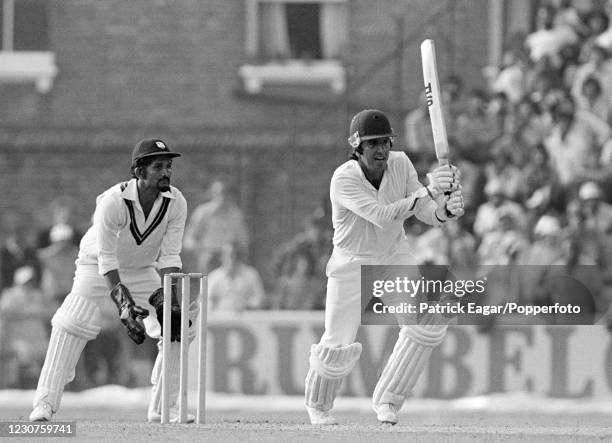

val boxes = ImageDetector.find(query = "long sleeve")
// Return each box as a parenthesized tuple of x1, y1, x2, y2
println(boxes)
(157, 193, 187, 269)
(95, 194, 127, 275)
(332, 173, 425, 229)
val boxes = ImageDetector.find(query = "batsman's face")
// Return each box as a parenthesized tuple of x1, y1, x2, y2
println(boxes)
(143, 158, 173, 192)
(358, 137, 391, 174)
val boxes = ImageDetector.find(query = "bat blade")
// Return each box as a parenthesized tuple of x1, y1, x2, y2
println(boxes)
(420, 39, 450, 166)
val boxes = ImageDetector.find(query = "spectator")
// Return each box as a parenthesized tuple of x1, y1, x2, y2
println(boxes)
(36, 196, 82, 249)
(567, 181, 612, 269)
(183, 180, 249, 273)
(521, 214, 569, 266)
(576, 75, 612, 124)
(580, 10, 610, 57)
(272, 214, 332, 287)
(413, 226, 450, 266)
(413, 220, 477, 269)
(477, 210, 529, 266)
(273, 249, 325, 310)
(441, 74, 466, 142)
(511, 97, 553, 150)
(37, 224, 79, 308)
(443, 218, 478, 269)
(484, 144, 526, 201)
(525, 3, 579, 67)
(521, 143, 557, 204)
(0, 212, 41, 293)
(0, 266, 54, 387)
(404, 90, 436, 168)
(488, 50, 529, 104)
(208, 242, 265, 311)
(570, 44, 612, 107)
(454, 89, 500, 163)
(543, 98, 610, 189)
(473, 180, 526, 237)
(595, 0, 612, 51)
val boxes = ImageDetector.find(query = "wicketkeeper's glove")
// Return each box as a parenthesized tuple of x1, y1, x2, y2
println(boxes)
(148, 286, 190, 342)
(109, 283, 149, 345)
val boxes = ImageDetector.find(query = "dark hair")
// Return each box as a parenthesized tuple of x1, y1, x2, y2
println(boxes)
(582, 75, 602, 95)
(130, 156, 157, 178)
(348, 138, 393, 160)
(349, 145, 363, 160)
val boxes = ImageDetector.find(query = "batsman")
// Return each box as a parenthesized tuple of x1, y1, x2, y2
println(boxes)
(304, 108, 464, 425)
(29, 139, 199, 423)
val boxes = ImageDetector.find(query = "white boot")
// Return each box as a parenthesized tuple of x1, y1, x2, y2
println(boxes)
(29, 402, 53, 422)
(372, 403, 398, 425)
(147, 405, 195, 424)
(306, 406, 338, 425)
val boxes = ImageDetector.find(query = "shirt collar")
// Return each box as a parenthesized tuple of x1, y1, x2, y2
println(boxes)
(120, 178, 175, 201)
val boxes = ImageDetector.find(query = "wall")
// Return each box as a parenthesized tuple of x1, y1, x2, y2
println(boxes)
(0, 0, 492, 286)
(189, 312, 612, 399)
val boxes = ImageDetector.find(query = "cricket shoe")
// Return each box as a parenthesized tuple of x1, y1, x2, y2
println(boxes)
(147, 406, 195, 424)
(372, 403, 398, 425)
(306, 406, 338, 425)
(29, 402, 53, 422)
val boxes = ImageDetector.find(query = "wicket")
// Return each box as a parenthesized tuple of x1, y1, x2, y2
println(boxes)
(161, 272, 208, 424)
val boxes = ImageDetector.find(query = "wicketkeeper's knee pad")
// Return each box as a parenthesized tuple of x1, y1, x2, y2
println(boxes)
(305, 342, 362, 411)
(372, 323, 447, 407)
(51, 293, 103, 340)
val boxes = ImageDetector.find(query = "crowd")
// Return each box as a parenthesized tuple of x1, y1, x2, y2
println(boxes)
(2, 0, 612, 389)
(405, 0, 612, 321)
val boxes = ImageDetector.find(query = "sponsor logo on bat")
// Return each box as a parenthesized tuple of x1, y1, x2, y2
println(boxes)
(424, 82, 434, 106)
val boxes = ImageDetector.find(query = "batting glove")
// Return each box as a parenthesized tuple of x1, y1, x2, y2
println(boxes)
(445, 188, 465, 217)
(109, 283, 149, 345)
(148, 287, 191, 342)
(426, 165, 461, 197)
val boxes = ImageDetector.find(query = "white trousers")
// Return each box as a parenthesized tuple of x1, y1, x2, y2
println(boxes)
(320, 241, 420, 346)
(33, 264, 194, 412)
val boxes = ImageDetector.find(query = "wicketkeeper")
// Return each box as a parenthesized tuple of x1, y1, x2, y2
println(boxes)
(29, 139, 199, 423)
(304, 109, 464, 425)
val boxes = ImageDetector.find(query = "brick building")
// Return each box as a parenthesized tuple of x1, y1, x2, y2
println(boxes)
(0, 0, 532, 287)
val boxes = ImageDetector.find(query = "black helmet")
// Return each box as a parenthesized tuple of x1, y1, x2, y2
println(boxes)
(348, 109, 396, 148)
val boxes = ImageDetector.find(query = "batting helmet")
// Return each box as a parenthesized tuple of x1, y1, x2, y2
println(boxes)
(348, 109, 396, 148)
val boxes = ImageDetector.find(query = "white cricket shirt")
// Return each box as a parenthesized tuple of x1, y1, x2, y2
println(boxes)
(76, 178, 187, 275)
(330, 151, 439, 257)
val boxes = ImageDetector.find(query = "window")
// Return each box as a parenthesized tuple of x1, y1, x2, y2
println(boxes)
(240, 0, 348, 94)
(0, 0, 57, 93)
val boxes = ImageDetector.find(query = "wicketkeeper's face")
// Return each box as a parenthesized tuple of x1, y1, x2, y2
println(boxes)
(141, 157, 173, 192)
(358, 137, 391, 174)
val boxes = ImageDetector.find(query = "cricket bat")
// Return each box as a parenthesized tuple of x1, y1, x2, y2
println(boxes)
(420, 39, 450, 167)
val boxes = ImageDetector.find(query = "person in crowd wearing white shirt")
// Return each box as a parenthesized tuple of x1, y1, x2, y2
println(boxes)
(208, 241, 265, 311)
(29, 139, 193, 424)
(183, 180, 249, 273)
(304, 109, 464, 425)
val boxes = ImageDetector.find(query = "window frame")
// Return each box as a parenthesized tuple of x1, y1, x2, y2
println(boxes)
(0, 0, 57, 93)
(240, 0, 347, 94)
